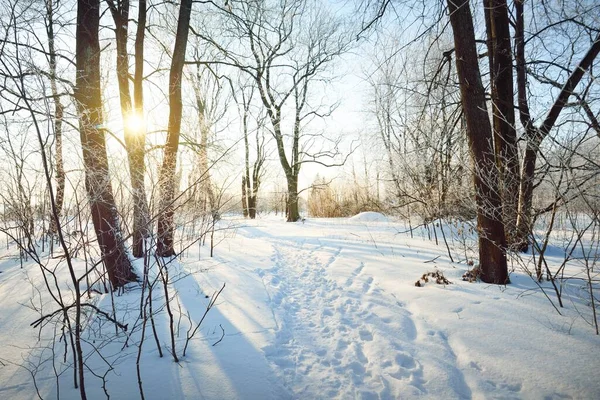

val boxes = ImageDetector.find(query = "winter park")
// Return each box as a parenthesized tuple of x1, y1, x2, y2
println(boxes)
(0, 0, 599, 399)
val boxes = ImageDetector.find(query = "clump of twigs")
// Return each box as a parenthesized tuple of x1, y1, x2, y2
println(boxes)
(415, 270, 451, 287)
(462, 266, 482, 282)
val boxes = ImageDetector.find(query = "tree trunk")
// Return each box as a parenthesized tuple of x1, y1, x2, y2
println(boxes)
(248, 194, 257, 219)
(249, 160, 260, 219)
(156, 0, 193, 257)
(191, 66, 215, 213)
(46, 0, 65, 234)
(131, 0, 150, 257)
(239, 88, 263, 220)
(484, 0, 519, 245)
(76, 0, 136, 288)
(243, 108, 251, 218)
(107, 0, 149, 258)
(241, 176, 249, 217)
(447, 0, 508, 284)
(286, 174, 300, 222)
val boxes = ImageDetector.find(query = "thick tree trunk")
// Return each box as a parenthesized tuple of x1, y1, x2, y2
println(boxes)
(268, 117, 301, 222)
(248, 194, 257, 219)
(447, 0, 508, 284)
(156, 0, 193, 257)
(286, 174, 300, 222)
(76, 0, 136, 288)
(46, 0, 65, 234)
(484, 0, 519, 245)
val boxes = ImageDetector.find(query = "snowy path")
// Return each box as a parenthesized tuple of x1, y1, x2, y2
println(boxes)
(252, 236, 467, 399)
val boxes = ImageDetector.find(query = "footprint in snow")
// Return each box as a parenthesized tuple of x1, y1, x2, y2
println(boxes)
(354, 343, 369, 364)
(359, 329, 374, 341)
(469, 361, 482, 371)
(322, 308, 334, 317)
(395, 353, 416, 369)
(362, 277, 374, 293)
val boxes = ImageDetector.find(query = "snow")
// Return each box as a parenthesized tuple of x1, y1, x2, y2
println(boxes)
(349, 211, 389, 222)
(0, 216, 599, 399)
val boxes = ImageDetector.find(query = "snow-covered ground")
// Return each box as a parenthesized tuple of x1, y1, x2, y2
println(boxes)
(0, 214, 599, 399)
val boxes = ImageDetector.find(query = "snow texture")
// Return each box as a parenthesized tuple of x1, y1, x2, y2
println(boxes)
(0, 216, 598, 399)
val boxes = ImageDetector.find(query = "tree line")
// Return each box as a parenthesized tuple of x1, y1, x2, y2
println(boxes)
(0, 0, 598, 285)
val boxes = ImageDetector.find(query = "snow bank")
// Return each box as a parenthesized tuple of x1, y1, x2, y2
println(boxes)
(349, 211, 389, 222)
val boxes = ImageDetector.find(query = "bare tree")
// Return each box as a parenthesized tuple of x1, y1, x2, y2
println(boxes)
(483, 0, 519, 245)
(45, 0, 66, 235)
(184, 55, 227, 217)
(446, 0, 508, 284)
(105, 0, 150, 258)
(75, 0, 136, 287)
(156, 0, 194, 256)
(234, 79, 267, 219)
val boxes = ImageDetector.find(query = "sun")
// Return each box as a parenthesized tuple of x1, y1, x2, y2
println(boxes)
(124, 112, 146, 134)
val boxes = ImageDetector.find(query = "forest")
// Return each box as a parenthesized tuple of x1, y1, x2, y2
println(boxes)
(0, 0, 599, 398)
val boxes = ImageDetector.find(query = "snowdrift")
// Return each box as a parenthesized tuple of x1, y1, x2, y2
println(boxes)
(349, 211, 389, 222)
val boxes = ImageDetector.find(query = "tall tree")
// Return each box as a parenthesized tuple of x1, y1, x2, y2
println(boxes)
(106, 0, 150, 258)
(483, 0, 519, 245)
(188, 62, 217, 215)
(45, 0, 66, 235)
(156, 0, 193, 256)
(447, 0, 508, 284)
(75, 0, 137, 287)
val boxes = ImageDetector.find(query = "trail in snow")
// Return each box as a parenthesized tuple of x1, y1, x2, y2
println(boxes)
(252, 236, 466, 399)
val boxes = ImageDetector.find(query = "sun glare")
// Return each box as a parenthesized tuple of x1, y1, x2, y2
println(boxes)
(125, 113, 146, 134)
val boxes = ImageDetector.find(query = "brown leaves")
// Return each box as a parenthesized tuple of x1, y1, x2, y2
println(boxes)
(462, 266, 482, 283)
(415, 270, 452, 287)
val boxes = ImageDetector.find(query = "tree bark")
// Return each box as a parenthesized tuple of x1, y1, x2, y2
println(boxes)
(243, 107, 251, 218)
(447, 0, 508, 284)
(75, 0, 136, 288)
(484, 0, 519, 245)
(45, 0, 65, 234)
(286, 174, 300, 222)
(268, 115, 301, 222)
(248, 196, 257, 219)
(156, 0, 193, 256)
(241, 176, 249, 218)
